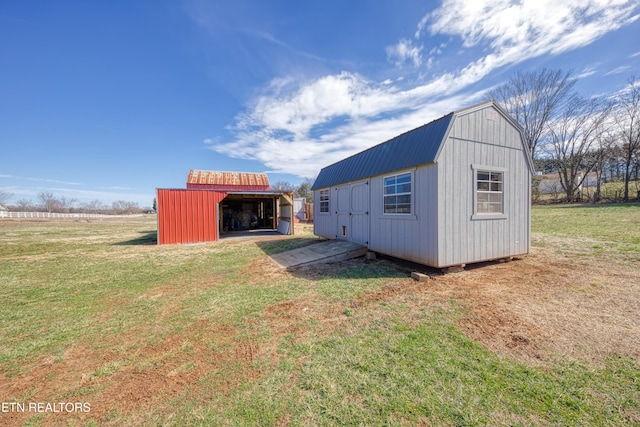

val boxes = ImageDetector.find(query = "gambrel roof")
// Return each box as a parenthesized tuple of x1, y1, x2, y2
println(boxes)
(311, 100, 531, 190)
(311, 113, 453, 190)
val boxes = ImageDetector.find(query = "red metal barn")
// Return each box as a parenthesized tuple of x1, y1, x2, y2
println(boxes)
(157, 170, 294, 245)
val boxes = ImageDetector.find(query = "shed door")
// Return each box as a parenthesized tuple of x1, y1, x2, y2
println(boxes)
(335, 181, 369, 245)
(336, 185, 350, 240)
(350, 181, 369, 245)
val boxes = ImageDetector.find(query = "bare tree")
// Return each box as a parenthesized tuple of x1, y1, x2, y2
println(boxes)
(14, 199, 34, 211)
(613, 76, 640, 201)
(0, 189, 13, 206)
(59, 196, 78, 213)
(111, 200, 140, 215)
(295, 178, 315, 203)
(591, 130, 617, 202)
(272, 181, 295, 192)
(83, 199, 105, 213)
(38, 192, 62, 213)
(490, 68, 576, 159)
(548, 95, 612, 202)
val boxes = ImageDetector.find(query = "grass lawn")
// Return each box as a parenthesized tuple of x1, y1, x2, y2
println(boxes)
(0, 207, 639, 426)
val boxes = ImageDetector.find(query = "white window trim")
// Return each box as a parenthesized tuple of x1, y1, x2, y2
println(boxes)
(383, 171, 413, 216)
(318, 189, 330, 214)
(471, 165, 507, 220)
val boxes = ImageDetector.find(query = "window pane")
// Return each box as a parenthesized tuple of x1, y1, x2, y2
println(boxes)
(476, 169, 504, 215)
(397, 194, 411, 204)
(398, 183, 411, 193)
(489, 203, 502, 213)
(397, 173, 411, 183)
(384, 173, 412, 214)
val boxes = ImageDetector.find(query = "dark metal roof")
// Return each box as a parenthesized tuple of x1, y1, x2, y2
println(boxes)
(311, 112, 454, 190)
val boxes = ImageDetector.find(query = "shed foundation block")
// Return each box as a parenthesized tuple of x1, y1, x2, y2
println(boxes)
(411, 272, 431, 282)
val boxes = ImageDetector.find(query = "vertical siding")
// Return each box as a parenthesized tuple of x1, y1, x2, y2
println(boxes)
(313, 188, 335, 239)
(436, 105, 531, 267)
(368, 166, 438, 266)
(350, 181, 370, 245)
(157, 189, 226, 245)
(313, 180, 370, 243)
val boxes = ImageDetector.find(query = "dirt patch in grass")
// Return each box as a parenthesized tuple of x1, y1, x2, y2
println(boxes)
(0, 318, 255, 426)
(1, 230, 638, 425)
(347, 246, 640, 366)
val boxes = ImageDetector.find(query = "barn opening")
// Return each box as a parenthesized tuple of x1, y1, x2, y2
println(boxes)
(156, 170, 294, 245)
(219, 192, 293, 238)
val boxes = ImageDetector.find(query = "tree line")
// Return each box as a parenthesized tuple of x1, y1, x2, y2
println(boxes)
(490, 69, 639, 203)
(0, 191, 150, 215)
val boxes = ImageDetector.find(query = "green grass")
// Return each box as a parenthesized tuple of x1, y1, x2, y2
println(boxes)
(1, 213, 639, 426)
(531, 203, 640, 260)
(219, 316, 639, 426)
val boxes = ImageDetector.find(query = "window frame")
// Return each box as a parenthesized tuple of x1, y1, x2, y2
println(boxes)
(318, 189, 330, 214)
(383, 171, 413, 215)
(472, 165, 507, 220)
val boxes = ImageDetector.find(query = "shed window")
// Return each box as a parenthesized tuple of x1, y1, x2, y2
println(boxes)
(384, 173, 412, 214)
(319, 190, 329, 213)
(476, 170, 503, 214)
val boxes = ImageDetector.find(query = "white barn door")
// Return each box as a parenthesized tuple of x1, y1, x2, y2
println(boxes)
(349, 181, 369, 245)
(336, 185, 350, 240)
(335, 181, 369, 245)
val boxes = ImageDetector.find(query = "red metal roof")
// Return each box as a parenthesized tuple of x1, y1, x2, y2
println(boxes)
(186, 170, 270, 191)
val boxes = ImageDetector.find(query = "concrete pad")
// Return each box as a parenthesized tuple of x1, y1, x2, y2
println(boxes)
(270, 239, 368, 269)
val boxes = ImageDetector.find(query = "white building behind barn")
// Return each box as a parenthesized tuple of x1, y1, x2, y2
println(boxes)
(311, 101, 534, 268)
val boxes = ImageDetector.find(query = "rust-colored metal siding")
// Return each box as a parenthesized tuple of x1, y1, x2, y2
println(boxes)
(157, 189, 227, 245)
(186, 170, 270, 191)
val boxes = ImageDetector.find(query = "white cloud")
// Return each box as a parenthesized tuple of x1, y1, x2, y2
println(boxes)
(605, 65, 633, 76)
(1, 174, 83, 186)
(210, 71, 485, 176)
(206, 0, 639, 179)
(386, 39, 423, 67)
(426, 0, 638, 58)
(576, 65, 600, 79)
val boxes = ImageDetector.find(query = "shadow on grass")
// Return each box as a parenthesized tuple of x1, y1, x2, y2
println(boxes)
(255, 237, 322, 256)
(116, 230, 157, 245)
(536, 201, 640, 209)
(256, 236, 528, 281)
(566, 201, 640, 209)
(255, 238, 416, 280)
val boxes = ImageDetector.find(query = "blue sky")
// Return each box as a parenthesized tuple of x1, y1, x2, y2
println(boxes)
(1, 0, 639, 208)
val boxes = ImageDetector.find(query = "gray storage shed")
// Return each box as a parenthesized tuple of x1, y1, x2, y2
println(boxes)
(311, 100, 534, 268)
